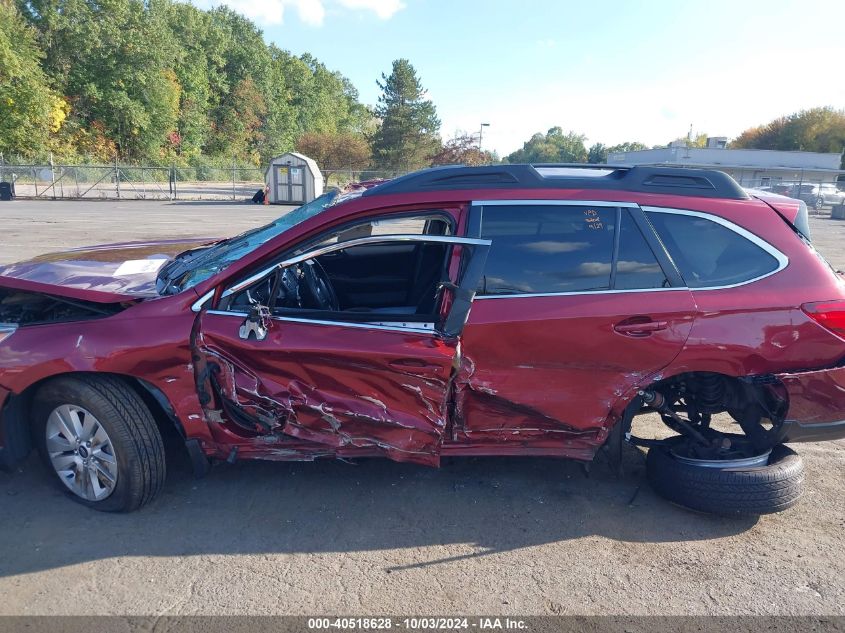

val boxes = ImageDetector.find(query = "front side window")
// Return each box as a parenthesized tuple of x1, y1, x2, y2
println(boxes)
(646, 210, 781, 288)
(478, 205, 617, 295)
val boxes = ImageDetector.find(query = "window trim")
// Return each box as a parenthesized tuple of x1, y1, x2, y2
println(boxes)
(468, 199, 684, 300)
(642, 206, 789, 290)
(204, 234, 490, 337)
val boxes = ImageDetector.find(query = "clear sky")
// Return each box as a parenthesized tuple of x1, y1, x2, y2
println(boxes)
(195, 0, 845, 156)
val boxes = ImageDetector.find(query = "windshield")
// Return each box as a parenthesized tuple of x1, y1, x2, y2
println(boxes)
(158, 188, 356, 294)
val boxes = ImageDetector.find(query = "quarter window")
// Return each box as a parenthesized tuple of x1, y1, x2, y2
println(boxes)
(646, 211, 780, 288)
(478, 205, 617, 295)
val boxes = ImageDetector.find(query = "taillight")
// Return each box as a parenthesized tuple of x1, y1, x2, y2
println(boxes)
(802, 301, 845, 337)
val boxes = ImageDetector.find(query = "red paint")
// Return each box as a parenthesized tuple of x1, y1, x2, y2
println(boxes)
(2, 184, 845, 466)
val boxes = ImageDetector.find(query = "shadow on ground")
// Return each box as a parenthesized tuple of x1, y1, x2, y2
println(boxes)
(0, 442, 756, 578)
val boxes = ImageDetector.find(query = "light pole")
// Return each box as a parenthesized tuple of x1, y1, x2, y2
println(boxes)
(479, 123, 490, 151)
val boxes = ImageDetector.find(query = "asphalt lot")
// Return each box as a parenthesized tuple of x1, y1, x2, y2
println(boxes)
(0, 200, 844, 616)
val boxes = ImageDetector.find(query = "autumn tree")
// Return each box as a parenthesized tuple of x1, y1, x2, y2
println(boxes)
(296, 131, 371, 171)
(371, 59, 441, 172)
(732, 107, 845, 167)
(430, 133, 494, 166)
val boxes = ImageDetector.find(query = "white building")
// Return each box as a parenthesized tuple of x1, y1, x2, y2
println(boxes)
(608, 143, 844, 189)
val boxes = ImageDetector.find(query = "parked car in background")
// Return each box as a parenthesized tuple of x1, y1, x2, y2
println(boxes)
(787, 183, 845, 209)
(1, 165, 844, 517)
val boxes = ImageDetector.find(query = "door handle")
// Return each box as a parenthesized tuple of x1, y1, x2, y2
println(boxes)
(613, 319, 669, 337)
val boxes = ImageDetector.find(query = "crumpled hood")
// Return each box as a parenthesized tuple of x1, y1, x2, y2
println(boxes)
(0, 238, 216, 302)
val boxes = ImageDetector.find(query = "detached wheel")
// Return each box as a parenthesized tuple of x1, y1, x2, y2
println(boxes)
(646, 439, 804, 516)
(34, 375, 166, 512)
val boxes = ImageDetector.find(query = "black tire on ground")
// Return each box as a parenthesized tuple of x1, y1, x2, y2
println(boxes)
(646, 442, 804, 516)
(34, 375, 166, 512)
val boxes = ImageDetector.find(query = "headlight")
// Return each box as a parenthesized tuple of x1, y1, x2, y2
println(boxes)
(0, 325, 16, 344)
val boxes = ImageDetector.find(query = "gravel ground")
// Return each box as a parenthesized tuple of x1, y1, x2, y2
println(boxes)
(0, 201, 844, 616)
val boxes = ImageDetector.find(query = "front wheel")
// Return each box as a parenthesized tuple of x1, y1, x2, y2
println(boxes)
(646, 439, 804, 516)
(34, 375, 166, 512)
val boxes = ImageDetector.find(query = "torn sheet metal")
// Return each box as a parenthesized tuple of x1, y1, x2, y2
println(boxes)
(192, 311, 460, 466)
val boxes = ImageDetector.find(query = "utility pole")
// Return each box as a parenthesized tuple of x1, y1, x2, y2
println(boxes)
(479, 123, 490, 151)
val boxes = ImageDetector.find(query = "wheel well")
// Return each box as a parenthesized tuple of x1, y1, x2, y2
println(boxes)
(645, 371, 788, 423)
(2, 372, 186, 465)
(622, 370, 790, 457)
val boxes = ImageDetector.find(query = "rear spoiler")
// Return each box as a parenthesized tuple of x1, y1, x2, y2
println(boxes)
(745, 189, 811, 240)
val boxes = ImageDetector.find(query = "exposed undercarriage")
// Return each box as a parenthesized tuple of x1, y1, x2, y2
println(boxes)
(623, 371, 789, 462)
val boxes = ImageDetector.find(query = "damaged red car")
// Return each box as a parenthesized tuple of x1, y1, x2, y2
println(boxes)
(2, 164, 844, 515)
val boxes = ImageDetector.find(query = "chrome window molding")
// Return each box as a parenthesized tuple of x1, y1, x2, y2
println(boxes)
(475, 287, 689, 300)
(205, 309, 437, 336)
(191, 290, 214, 313)
(641, 206, 789, 290)
(472, 199, 638, 208)
(0, 323, 17, 344)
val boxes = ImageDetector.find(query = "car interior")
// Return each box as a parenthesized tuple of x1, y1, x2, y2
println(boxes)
(226, 214, 454, 323)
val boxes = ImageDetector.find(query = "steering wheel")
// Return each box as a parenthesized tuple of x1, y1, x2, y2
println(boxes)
(300, 260, 340, 311)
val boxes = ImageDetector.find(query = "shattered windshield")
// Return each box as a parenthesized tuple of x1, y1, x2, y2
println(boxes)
(157, 188, 359, 294)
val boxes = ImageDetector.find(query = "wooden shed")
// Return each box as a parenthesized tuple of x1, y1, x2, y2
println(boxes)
(265, 152, 324, 204)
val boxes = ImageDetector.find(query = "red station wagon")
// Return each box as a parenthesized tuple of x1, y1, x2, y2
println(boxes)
(1, 164, 844, 515)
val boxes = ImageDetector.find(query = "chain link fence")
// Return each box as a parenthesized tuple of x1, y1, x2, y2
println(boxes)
(0, 161, 265, 201)
(0, 160, 402, 201)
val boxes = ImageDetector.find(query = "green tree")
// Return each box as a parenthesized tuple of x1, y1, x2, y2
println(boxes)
(0, 0, 59, 158)
(507, 127, 587, 163)
(606, 141, 648, 155)
(587, 142, 606, 164)
(732, 107, 845, 167)
(371, 59, 441, 172)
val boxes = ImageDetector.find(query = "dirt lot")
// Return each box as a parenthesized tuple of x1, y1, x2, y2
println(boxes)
(0, 201, 844, 616)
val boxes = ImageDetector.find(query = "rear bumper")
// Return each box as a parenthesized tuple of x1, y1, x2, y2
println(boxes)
(777, 365, 845, 443)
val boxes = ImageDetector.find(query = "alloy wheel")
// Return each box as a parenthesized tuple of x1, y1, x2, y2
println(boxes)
(45, 404, 119, 501)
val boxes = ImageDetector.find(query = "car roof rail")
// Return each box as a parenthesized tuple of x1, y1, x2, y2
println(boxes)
(362, 164, 750, 200)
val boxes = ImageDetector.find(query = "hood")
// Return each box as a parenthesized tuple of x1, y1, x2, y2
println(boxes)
(0, 238, 217, 303)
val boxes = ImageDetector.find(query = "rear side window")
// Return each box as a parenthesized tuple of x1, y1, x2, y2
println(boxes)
(646, 211, 780, 288)
(479, 205, 616, 294)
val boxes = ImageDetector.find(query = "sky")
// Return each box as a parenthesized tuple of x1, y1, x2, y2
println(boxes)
(193, 0, 845, 157)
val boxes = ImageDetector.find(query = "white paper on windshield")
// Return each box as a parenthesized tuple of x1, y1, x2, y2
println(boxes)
(114, 259, 167, 276)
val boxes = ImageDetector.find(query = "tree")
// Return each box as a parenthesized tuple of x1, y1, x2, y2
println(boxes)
(296, 131, 371, 171)
(10, 0, 374, 165)
(507, 127, 587, 163)
(606, 141, 648, 154)
(371, 59, 441, 172)
(732, 107, 845, 167)
(587, 143, 606, 164)
(0, 0, 61, 158)
(429, 133, 494, 166)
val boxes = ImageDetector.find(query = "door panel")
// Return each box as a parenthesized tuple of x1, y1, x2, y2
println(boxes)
(456, 290, 696, 443)
(194, 234, 491, 465)
(194, 313, 457, 465)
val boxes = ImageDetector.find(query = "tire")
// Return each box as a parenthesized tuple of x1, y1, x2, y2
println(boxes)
(34, 375, 166, 512)
(646, 442, 804, 516)
(814, 196, 824, 210)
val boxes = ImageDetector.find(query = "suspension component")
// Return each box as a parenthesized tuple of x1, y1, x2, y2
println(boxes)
(638, 389, 712, 447)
